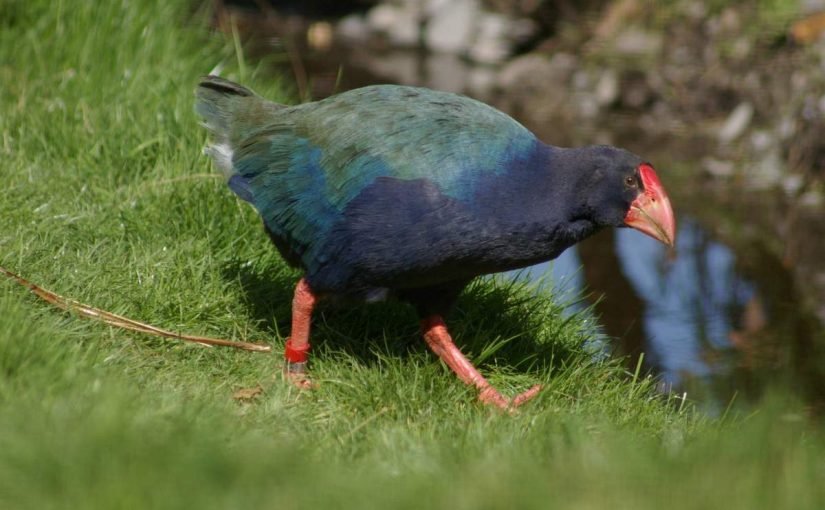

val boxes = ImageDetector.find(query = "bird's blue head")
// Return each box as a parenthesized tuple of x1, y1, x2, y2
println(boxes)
(568, 145, 675, 247)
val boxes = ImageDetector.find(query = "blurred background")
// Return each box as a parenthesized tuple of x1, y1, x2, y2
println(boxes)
(208, 0, 825, 414)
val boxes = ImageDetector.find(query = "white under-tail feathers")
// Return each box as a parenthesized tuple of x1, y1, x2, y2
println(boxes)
(196, 102, 235, 178)
(203, 141, 235, 178)
(198, 123, 250, 201)
(195, 75, 252, 180)
(195, 101, 235, 178)
(195, 76, 283, 202)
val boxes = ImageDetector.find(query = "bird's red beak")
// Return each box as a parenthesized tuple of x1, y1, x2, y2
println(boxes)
(624, 163, 676, 247)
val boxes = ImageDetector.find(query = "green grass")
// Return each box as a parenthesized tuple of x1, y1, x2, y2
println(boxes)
(1, 1, 824, 508)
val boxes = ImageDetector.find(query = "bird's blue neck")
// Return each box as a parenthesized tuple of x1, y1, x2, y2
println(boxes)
(458, 141, 600, 271)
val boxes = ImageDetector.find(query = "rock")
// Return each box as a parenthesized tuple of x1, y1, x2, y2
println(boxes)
(367, 3, 420, 46)
(425, 53, 469, 93)
(367, 4, 400, 32)
(425, 0, 478, 54)
(799, 189, 824, 207)
(782, 174, 805, 196)
(571, 69, 592, 91)
(466, 67, 497, 98)
(803, 94, 820, 120)
(730, 37, 752, 60)
(718, 7, 742, 33)
(497, 52, 577, 92)
(749, 130, 774, 152)
(593, 0, 642, 40)
(496, 52, 580, 123)
(702, 157, 736, 178)
(778, 116, 796, 141)
(791, 71, 810, 93)
(576, 95, 600, 119)
(718, 102, 754, 143)
(748, 148, 785, 189)
(337, 14, 369, 41)
(595, 69, 619, 107)
(683, 0, 707, 20)
(802, 0, 825, 13)
(612, 29, 662, 57)
(467, 13, 511, 64)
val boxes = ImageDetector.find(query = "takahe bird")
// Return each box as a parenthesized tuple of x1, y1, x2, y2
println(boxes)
(195, 76, 675, 410)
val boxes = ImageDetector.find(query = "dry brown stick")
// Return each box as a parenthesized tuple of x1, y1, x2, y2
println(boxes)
(0, 265, 272, 353)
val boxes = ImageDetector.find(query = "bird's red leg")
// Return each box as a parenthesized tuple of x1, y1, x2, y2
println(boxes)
(420, 316, 541, 411)
(284, 278, 318, 389)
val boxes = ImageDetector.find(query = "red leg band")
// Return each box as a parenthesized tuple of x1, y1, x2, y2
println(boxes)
(284, 338, 310, 363)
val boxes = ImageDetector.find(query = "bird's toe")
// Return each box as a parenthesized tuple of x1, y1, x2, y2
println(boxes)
(511, 384, 542, 408)
(284, 361, 316, 389)
(478, 384, 542, 411)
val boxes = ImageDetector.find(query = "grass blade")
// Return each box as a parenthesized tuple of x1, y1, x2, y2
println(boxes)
(0, 265, 271, 353)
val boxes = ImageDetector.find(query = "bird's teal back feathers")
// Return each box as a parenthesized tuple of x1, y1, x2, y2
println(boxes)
(195, 78, 539, 273)
(287, 86, 536, 201)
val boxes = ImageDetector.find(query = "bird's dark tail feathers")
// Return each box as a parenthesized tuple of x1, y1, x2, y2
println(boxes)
(198, 75, 255, 98)
(195, 75, 257, 139)
(195, 76, 271, 180)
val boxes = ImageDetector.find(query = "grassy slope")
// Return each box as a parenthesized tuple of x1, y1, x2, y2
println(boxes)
(0, 1, 822, 508)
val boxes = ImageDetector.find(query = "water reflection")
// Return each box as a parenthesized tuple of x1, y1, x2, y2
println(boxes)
(520, 217, 766, 411)
(618, 218, 758, 383)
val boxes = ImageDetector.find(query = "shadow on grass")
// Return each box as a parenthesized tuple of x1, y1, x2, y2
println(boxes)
(221, 258, 584, 376)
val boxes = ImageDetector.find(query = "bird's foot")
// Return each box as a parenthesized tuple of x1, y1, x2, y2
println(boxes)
(284, 361, 315, 389)
(479, 384, 542, 411)
(283, 326, 314, 389)
(420, 315, 543, 412)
